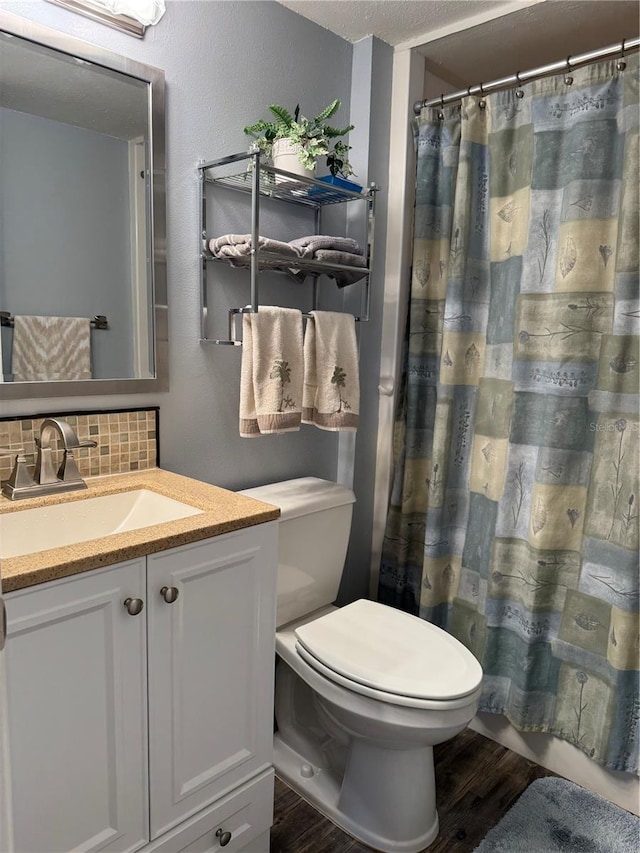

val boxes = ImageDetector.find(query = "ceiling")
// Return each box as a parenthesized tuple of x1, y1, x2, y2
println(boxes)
(277, 0, 639, 88)
(278, 0, 514, 48)
(419, 1, 639, 88)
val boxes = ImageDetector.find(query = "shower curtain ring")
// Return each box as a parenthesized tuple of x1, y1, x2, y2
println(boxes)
(617, 39, 627, 71)
(438, 93, 445, 120)
(515, 72, 524, 98)
(564, 57, 574, 86)
(478, 82, 486, 110)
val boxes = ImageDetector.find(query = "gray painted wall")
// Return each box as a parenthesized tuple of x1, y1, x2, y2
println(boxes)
(1, 2, 393, 605)
(338, 37, 393, 604)
(0, 107, 133, 379)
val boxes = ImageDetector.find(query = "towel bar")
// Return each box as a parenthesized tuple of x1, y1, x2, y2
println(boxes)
(199, 306, 367, 347)
(0, 312, 109, 330)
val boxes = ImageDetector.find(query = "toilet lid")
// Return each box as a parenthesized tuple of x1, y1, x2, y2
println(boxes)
(294, 599, 483, 701)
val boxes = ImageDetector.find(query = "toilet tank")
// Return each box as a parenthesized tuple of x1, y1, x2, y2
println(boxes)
(239, 478, 355, 628)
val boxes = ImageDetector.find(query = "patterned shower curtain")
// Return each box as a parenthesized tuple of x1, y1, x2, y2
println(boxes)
(379, 55, 639, 773)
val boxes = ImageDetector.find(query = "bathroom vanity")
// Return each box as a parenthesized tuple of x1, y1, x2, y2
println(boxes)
(1, 470, 279, 853)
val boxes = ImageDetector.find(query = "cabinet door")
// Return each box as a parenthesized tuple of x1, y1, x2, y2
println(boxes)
(147, 523, 277, 839)
(0, 567, 13, 853)
(4, 560, 148, 853)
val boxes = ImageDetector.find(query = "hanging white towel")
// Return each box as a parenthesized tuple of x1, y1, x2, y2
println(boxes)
(239, 306, 304, 437)
(302, 311, 359, 432)
(11, 315, 92, 381)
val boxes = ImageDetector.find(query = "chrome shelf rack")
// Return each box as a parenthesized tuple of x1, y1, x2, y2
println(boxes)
(198, 148, 377, 345)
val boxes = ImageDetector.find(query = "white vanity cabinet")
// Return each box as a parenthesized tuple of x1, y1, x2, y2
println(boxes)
(4, 521, 278, 853)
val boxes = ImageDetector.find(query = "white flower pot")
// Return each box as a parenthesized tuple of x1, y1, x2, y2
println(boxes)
(272, 138, 315, 179)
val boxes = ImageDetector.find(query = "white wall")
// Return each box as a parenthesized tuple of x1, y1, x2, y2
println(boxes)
(0, 0, 361, 492)
(339, 35, 393, 604)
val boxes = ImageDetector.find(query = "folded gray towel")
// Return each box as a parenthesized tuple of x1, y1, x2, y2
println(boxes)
(209, 234, 304, 281)
(209, 234, 299, 258)
(314, 249, 368, 288)
(314, 250, 367, 267)
(289, 235, 362, 257)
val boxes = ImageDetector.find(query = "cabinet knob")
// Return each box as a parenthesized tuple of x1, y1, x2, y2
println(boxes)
(215, 828, 232, 847)
(123, 597, 144, 616)
(160, 586, 179, 604)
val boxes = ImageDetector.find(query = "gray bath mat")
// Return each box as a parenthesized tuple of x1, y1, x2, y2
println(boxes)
(473, 776, 639, 852)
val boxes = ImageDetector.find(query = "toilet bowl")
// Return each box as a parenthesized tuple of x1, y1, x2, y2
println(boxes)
(240, 478, 483, 853)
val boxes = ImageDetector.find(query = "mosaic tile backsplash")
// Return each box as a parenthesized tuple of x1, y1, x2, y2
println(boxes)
(0, 409, 158, 484)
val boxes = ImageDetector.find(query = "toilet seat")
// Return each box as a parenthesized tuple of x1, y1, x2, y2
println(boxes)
(294, 599, 483, 709)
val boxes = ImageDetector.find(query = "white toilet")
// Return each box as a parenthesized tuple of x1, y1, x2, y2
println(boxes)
(240, 477, 483, 853)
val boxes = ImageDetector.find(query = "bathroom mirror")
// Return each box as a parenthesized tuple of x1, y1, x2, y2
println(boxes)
(0, 11, 167, 398)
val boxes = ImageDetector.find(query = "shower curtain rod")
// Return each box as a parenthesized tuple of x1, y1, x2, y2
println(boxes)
(413, 36, 639, 114)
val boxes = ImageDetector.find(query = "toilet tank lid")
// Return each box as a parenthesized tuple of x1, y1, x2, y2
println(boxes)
(239, 477, 355, 520)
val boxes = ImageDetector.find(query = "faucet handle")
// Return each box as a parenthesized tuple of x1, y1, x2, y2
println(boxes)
(77, 439, 98, 449)
(1, 448, 36, 498)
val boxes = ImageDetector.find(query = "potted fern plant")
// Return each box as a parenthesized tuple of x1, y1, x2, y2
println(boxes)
(244, 100, 354, 179)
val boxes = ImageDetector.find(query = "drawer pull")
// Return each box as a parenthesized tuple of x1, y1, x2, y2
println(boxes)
(215, 827, 232, 847)
(123, 597, 144, 616)
(160, 586, 179, 604)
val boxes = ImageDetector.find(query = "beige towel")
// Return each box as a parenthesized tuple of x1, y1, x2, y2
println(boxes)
(11, 315, 92, 381)
(302, 311, 359, 432)
(240, 307, 304, 437)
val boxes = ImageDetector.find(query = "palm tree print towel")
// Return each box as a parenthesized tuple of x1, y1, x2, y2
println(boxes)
(239, 306, 303, 436)
(302, 311, 359, 431)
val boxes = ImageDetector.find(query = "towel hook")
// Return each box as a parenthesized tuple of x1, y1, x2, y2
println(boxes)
(617, 39, 626, 71)
(515, 71, 525, 99)
(564, 56, 574, 86)
(478, 82, 487, 110)
(438, 93, 445, 121)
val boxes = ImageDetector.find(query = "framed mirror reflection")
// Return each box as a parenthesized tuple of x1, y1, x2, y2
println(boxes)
(0, 11, 167, 398)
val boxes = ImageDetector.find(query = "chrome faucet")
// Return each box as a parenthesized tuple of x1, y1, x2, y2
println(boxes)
(1, 418, 97, 500)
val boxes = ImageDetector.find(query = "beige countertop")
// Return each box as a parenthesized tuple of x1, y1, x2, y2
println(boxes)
(0, 468, 279, 593)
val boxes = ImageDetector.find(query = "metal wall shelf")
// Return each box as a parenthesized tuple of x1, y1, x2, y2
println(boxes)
(201, 157, 370, 208)
(198, 148, 377, 345)
(202, 251, 370, 278)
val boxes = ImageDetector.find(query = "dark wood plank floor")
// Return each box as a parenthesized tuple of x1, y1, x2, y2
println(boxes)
(270, 729, 557, 853)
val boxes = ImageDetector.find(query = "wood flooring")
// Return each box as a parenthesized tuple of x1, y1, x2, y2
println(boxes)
(270, 728, 557, 853)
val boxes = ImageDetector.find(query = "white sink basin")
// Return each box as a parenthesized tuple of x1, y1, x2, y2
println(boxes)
(0, 489, 204, 558)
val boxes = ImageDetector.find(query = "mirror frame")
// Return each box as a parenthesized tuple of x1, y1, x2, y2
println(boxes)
(0, 10, 168, 399)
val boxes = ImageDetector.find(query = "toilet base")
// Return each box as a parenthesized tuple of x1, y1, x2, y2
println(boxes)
(274, 734, 440, 853)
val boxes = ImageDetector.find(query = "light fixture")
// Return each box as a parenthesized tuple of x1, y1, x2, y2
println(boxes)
(46, 0, 165, 38)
